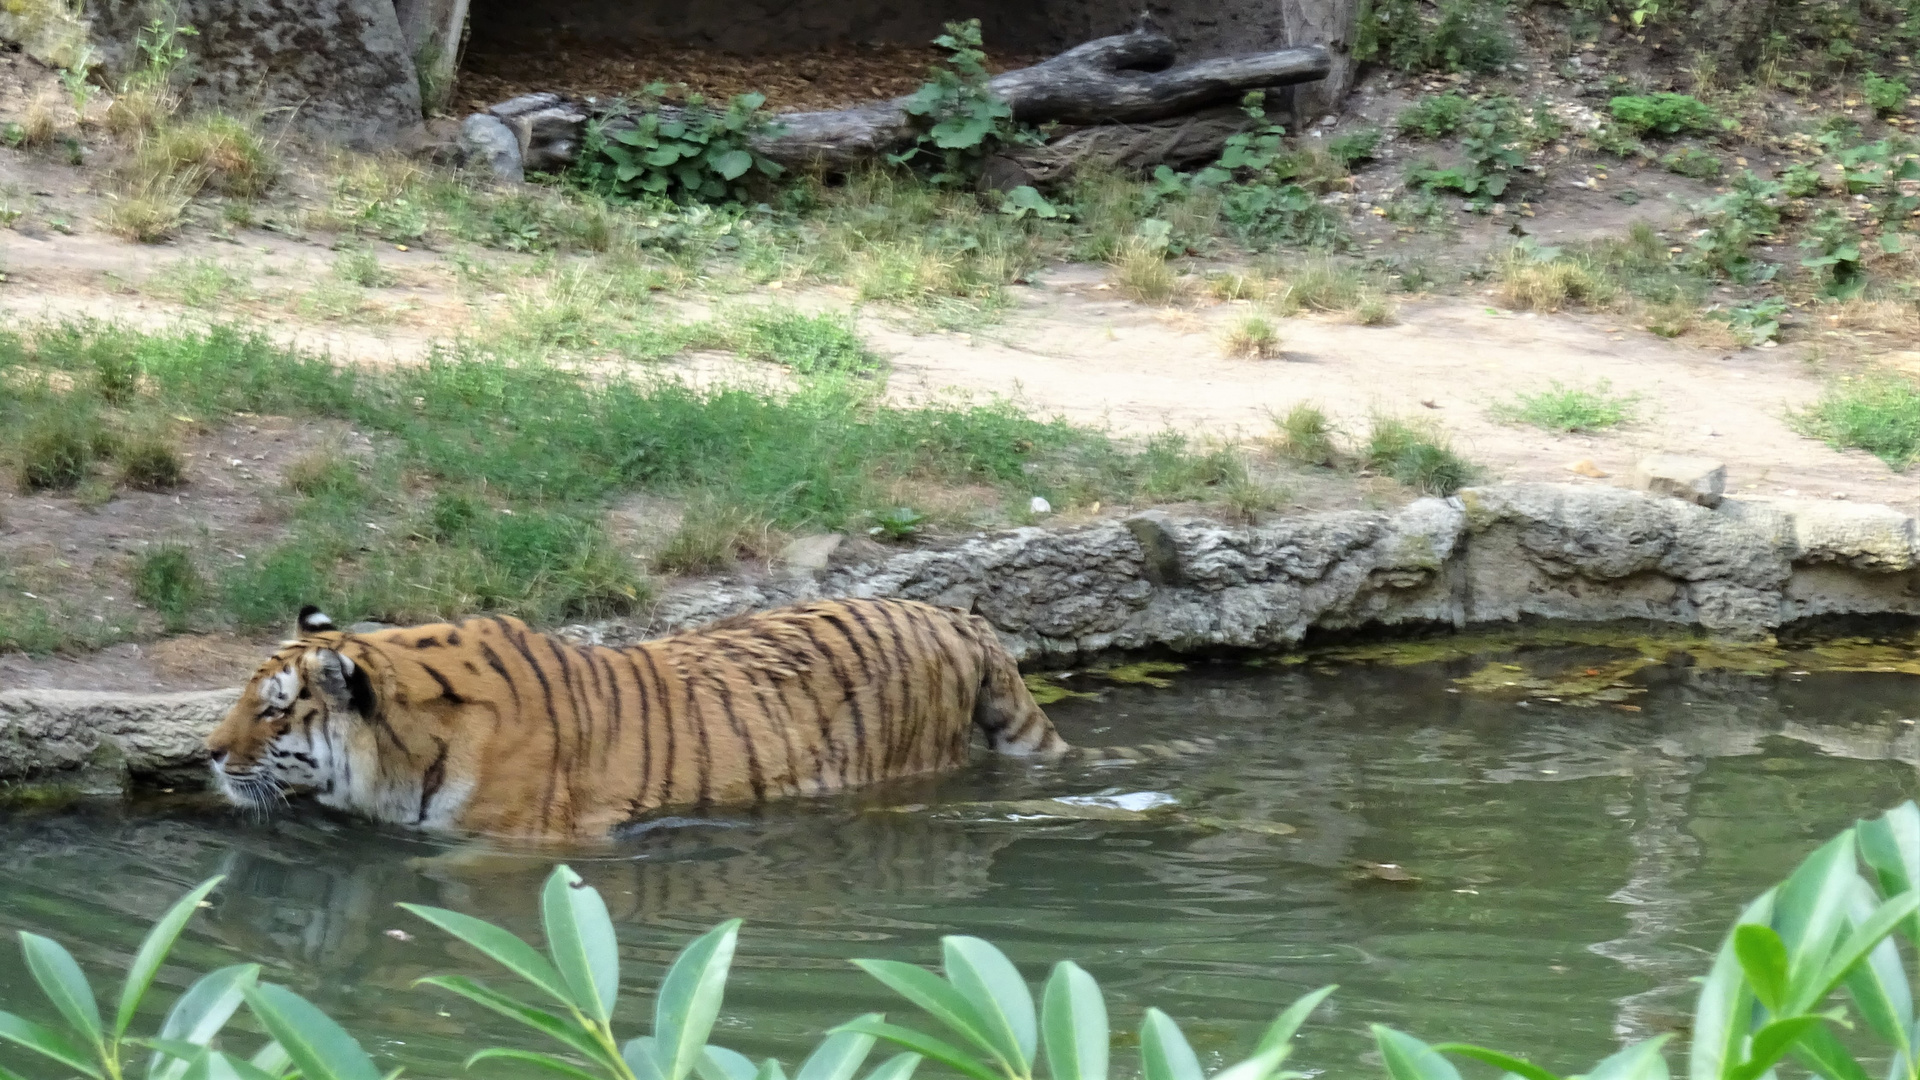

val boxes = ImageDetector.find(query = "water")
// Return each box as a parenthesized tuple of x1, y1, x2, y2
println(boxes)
(2, 651, 1918, 1077)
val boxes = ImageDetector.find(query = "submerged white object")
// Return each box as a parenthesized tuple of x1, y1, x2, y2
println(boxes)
(1029, 496, 1052, 515)
(1054, 791, 1178, 813)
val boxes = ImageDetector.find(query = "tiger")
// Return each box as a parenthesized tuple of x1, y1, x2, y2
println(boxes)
(204, 598, 1069, 840)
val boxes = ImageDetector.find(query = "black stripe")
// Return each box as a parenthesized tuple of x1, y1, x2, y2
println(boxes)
(498, 622, 562, 832)
(636, 648, 676, 806)
(478, 640, 522, 710)
(795, 620, 865, 787)
(623, 652, 654, 805)
(708, 673, 766, 801)
(420, 663, 468, 704)
(686, 661, 713, 806)
(417, 736, 449, 823)
(816, 610, 880, 782)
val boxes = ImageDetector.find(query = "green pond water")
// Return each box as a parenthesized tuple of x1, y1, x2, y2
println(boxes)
(2, 651, 1919, 1077)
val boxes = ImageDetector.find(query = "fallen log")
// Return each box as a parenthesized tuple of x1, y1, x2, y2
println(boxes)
(473, 30, 1331, 178)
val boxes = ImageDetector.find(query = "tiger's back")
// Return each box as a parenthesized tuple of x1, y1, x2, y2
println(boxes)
(205, 598, 1066, 839)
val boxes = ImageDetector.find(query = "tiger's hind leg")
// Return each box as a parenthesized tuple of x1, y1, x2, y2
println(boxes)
(971, 630, 1068, 759)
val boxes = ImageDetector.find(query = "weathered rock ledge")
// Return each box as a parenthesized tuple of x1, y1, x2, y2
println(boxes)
(4, 483, 1918, 787)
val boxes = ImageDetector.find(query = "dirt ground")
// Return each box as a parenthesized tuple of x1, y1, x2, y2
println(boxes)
(4, 41, 1920, 694)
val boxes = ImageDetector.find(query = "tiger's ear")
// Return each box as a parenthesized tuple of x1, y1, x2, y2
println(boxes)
(312, 649, 377, 718)
(298, 605, 336, 636)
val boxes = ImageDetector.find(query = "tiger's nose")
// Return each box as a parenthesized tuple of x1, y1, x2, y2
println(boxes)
(209, 749, 228, 768)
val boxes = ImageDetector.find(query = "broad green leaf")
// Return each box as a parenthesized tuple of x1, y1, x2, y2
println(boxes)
(1785, 1024, 1871, 1080)
(1041, 962, 1107, 1080)
(1209, 1047, 1288, 1080)
(653, 920, 741, 1080)
(120, 877, 224, 1038)
(1254, 986, 1337, 1059)
(829, 1019, 1002, 1080)
(1429, 1045, 1558, 1080)
(1371, 1028, 1463, 1080)
(710, 150, 753, 181)
(1581, 1035, 1671, 1080)
(698, 1046, 757, 1080)
(0, 1009, 100, 1077)
(151, 964, 260, 1080)
(796, 1017, 877, 1080)
(1857, 803, 1920, 944)
(541, 866, 620, 1024)
(251, 1042, 293, 1079)
(183, 1051, 282, 1080)
(466, 1049, 603, 1080)
(1138, 1010, 1203, 1080)
(21, 932, 103, 1046)
(1691, 891, 1776, 1080)
(242, 984, 381, 1080)
(1730, 1016, 1829, 1080)
(398, 904, 572, 1007)
(626, 1036, 667, 1080)
(1733, 925, 1791, 1012)
(853, 961, 998, 1063)
(943, 937, 1036, 1071)
(413, 976, 615, 1069)
(756, 1061, 789, 1080)
(1800, 891, 1920, 1013)
(140, 1037, 215, 1065)
(1775, 831, 1861, 991)
(863, 1055, 921, 1080)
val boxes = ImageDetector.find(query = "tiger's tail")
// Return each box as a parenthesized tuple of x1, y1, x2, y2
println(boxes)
(968, 617, 1069, 759)
(1068, 737, 1219, 764)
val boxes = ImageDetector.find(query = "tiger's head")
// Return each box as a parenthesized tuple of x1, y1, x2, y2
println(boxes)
(206, 605, 377, 812)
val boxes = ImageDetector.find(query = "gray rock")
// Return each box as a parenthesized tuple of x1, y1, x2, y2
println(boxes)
(1632, 454, 1727, 507)
(461, 114, 524, 182)
(9, 484, 1920, 789)
(779, 534, 844, 573)
(488, 92, 562, 119)
(84, 0, 423, 146)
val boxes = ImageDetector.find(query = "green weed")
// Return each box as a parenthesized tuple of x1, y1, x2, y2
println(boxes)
(1794, 375, 1920, 468)
(1273, 404, 1338, 466)
(134, 544, 204, 631)
(1609, 93, 1720, 137)
(333, 247, 396, 288)
(1365, 416, 1477, 494)
(1397, 93, 1472, 139)
(1492, 381, 1638, 432)
(733, 307, 881, 375)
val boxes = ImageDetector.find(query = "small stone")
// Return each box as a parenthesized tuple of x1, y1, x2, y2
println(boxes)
(1632, 454, 1727, 507)
(1568, 459, 1609, 478)
(779, 533, 844, 572)
(1029, 496, 1052, 515)
(461, 114, 523, 183)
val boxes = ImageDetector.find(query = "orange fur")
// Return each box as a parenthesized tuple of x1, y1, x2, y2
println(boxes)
(205, 599, 1065, 839)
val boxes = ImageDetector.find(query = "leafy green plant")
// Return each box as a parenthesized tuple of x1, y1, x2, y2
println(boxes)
(1491, 380, 1638, 432)
(1410, 99, 1524, 207)
(1800, 208, 1868, 299)
(576, 89, 784, 205)
(1273, 404, 1338, 466)
(0, 875, 382, 1080)
(1864, 72, 1912, 116)
(869, 506, 928, 540)
(1709, 297, 1788, 345)
(1326, 127, 1381, 168)
(734, 307, 882, 376)
(1395, 93, 1472, 139)
(1685, 171, 1784, 284)
(1354, 0, 1514, 73)
(1661, 146, 1723, 179)
(891, 20, 1034, 186)
(1608, 93, 1719, 137)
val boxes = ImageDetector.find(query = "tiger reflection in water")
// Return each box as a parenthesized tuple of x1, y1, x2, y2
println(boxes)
(197, 802, 1015, 981)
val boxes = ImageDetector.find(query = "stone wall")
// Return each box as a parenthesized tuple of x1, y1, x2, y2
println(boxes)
(4, 483, 1916, 788)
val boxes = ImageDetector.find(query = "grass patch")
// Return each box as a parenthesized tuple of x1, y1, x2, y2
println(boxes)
(1273, 404, 1338, 466)
(0, 322, 1262, 641)
(731, 307, 881, 375)
(333, 247, 396, 288)
(1108, 240, 1184, 304)
(1365, 416, 1477, 494)
(1492, 381, 1639, 433)
(1793, 375, 1920, 469)
(1223, 316, 1282, 359)
(1495, 245, 1622, 312)
(134, 544, 205, 632)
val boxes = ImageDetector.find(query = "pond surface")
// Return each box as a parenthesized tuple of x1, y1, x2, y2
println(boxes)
(2, 650, 1919, 1077)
